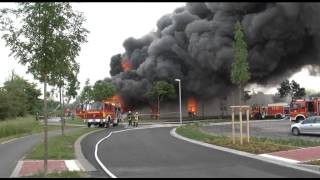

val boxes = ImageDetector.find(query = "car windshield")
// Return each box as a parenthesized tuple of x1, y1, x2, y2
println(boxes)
(303, 117, 315, 124)
(89, 102, 103, 111)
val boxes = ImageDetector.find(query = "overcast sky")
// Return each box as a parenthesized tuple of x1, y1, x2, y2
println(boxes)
(0, 2, 320, 98)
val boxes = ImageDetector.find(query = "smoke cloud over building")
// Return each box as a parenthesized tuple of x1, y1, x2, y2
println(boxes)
(109, 3, 320, 108)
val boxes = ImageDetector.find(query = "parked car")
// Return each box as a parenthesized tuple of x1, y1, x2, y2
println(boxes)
(291, 116, 320, 136)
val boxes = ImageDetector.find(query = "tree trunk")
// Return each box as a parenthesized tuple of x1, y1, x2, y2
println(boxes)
(239, 84, 242, 106)
(157, 95, 160, 120)
(59, 87, 64, 136)
(44, 76, 48, 175)
(62, 88, 65, 135)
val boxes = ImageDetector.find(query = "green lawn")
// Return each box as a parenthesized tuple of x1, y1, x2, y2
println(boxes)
(22, 171, 85, 178)
(25, 127, 97, 160)
(65, 116, 86, 125)
(176, 124, 320, 154)
(0, 116, 65, 144)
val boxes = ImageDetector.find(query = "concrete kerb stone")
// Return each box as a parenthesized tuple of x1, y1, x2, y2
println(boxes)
(170, 127, 320, 176)
(75, 128, 104, 172)
(10, 160, 24, 178)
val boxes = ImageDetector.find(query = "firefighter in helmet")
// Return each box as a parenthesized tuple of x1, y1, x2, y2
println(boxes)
(133, 112, 139, 127)
(127, 110, 133, 127)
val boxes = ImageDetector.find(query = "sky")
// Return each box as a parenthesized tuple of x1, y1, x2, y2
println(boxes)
(0, 2, 320, 99)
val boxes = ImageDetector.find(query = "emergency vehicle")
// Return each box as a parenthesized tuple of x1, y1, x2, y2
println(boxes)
(76, 98, 122, 128)
(251, 103, 289, 120)
(290, 97, 320, 123)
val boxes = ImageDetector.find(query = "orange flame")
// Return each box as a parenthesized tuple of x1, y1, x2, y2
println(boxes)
(104, 95, 126, 111)
(188, 97, 197, 114)
(121, 59, 132, 72)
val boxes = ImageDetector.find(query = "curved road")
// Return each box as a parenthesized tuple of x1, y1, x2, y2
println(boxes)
(82, 126, 320, 178)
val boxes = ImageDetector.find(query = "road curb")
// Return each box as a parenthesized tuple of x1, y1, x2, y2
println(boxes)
(10, 160, 23, 178)
(170, 127, 320, 176)
(75, 128, 104, 172)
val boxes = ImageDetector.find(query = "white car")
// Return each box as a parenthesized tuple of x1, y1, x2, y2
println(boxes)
(291, 116, 320, 136)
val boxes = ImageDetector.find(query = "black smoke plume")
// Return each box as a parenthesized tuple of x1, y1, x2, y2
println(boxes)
(109, 3, 320, 108)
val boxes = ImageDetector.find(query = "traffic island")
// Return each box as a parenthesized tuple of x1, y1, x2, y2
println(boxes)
(11, 160, 84, 178)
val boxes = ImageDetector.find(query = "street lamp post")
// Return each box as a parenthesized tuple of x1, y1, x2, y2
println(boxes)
(175, 79, 182, 125)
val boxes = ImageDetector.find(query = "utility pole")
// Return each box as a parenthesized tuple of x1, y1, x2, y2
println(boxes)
(175, 79, 182, 125)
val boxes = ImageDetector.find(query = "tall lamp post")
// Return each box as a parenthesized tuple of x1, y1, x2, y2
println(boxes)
(175, 79, 182, 125)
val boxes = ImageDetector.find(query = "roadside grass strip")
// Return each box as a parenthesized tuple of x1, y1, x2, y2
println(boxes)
(0, 116, 66, 144)
(176, 124, 320, 155)
(172, 125, 320, 176)
(25, 127, 96, 160)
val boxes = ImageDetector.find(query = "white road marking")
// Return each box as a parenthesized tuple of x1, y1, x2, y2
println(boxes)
(259, 154, 300, 164)
(94, 124, 179, 178)
(65, 160, 81, 171)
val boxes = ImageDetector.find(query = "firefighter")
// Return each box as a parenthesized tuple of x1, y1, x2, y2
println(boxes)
(127, 111, 133, 127)
(133, 112, 139, 127)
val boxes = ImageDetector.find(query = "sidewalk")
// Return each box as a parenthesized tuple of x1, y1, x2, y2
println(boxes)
(260, 146, 320, 164)
(11, 160, 83, 177)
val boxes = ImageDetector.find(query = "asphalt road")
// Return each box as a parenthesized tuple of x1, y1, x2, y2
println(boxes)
(82, 126, 320, 178)
(0, 128, 80, 178)
(202, 120, 320, 142)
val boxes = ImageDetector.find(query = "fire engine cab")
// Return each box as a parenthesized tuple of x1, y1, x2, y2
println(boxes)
(290, 98, 320, 123)
(251, 103, 289, 120)
(76, 99, 122, 128)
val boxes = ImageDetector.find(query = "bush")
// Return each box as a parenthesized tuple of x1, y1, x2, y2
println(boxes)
(0, 116, 39, 138)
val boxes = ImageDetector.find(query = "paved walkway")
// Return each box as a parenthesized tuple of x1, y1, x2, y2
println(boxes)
(12, 160, 82, 177)
(261, 146, 320, 163)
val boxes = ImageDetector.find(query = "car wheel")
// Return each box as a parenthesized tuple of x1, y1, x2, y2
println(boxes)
(292, 128, 300, 136)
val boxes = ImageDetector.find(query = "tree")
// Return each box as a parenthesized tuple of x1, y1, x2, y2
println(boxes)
(79, 79, 93, 106)
(230, 20, 251, 106)
(0, 73, 41, 120)
(278, 80, 306, 101)
(65, 72, 80, 104)
(0, 3, 88, 174)
(91, 80, 116, 102)
(144, 81, 176, 120)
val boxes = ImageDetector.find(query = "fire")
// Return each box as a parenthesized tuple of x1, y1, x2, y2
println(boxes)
(121, 59, 132, 72)
(188, 97, 197, 115)
(104, 95, 126, 112)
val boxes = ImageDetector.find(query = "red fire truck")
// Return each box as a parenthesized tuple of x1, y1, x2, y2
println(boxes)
(251, 103, 290, 120)
(290, 98, 320, 123)
(76, 98, 123, 128)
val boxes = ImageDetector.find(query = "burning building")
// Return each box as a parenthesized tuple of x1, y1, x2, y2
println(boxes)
(108, 3, 320, 115)
(188, 97, 197, 117)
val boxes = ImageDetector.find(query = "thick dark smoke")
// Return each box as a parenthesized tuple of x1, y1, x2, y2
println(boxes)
(109, 3, 320, 107)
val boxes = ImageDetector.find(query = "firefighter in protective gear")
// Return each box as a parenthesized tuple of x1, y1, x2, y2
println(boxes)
(133, 112, 139, 127)
(127, 111, 133, 127)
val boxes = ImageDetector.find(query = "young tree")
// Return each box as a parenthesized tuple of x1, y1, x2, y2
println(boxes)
(230, 20, 251, 105)
(79, 79, 93, 107)
(144, 81, 176, 120)
(0, 3, 88, 174)
(278, 80, 306, 101)
(91, 80, 116, 102)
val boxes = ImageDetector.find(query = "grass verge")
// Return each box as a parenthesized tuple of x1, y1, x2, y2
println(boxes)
(0, 116, 67, 144)
(65, 116, 86, 125)
(305, 160, 320, 166)
(25, 127, 96, 160)
(21, 171, 85, 178)
(176, 124, 320, 154)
